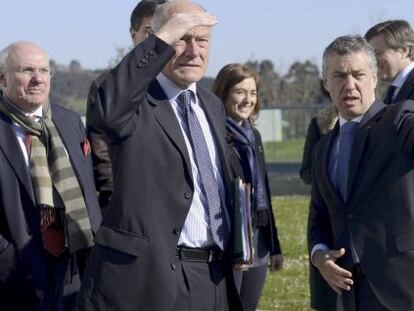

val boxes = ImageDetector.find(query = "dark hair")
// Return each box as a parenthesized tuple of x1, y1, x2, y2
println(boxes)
(212, 63, 260, 124)
(365, 19, 414, 60)
(130, 0, 166, 31)
(322, 35, 377, 78)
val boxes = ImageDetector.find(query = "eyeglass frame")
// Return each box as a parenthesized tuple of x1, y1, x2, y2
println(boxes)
(3, 65, 54, 78)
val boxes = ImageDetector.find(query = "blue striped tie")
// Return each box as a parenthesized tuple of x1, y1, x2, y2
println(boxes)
(177, 90, 228, 250)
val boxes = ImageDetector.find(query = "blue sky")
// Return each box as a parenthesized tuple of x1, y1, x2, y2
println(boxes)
(2, 0, 414, 76)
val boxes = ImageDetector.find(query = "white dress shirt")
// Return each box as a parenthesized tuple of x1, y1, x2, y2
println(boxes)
(156, 73, 227, 248)
(12, 106, 43, 167)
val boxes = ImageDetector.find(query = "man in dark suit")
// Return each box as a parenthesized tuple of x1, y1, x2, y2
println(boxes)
(87, 0, 166, 213)
(0, 41, 102, 310)
(365, 20, 414, 104)
(76, 1, 241, 310)
(309, 34, 414, 310)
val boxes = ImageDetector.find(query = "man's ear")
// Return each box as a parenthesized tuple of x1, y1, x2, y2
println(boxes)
(129, 28, 136, 41)
(322, 78, 328, 90)
(400, 46, 410, 60)
(321, 78, 331, 98)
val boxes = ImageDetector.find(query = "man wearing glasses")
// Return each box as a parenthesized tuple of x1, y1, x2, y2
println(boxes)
(0, 41, 101, 310)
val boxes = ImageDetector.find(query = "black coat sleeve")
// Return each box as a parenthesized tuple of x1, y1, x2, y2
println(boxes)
(253, 128, 282, 255)
(299, 117, 322, 185)
(86, 34, 175, 142)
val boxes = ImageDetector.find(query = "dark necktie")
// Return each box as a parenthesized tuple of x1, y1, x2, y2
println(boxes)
(25, 131, 65, 257)
(336, 121, 358, 202)
(383, 85, 397, 105)
(336, 122, 360, 263)
(177, 90, 228, 250)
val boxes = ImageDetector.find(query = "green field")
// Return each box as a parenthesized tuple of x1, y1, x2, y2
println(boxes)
(258, 196, 311, 311)
(263, 139, 305, 163)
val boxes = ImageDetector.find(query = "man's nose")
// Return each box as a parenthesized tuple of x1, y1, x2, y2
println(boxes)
(185, 39, 200, 57)
(344, 75, 356, 90)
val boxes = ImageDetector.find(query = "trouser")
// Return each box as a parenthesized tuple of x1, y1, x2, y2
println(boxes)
(337, 265, 388, 311)
(40, 253, 81, 311)
(233, 264, 267, 311)
(173, 248, 229, 311)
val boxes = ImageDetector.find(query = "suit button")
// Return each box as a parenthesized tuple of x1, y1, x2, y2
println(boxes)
(171, 263, 177, 270)
(184, 192, 192, 199)
(173, 228, 182, 235)
(347, 213, 354, 220)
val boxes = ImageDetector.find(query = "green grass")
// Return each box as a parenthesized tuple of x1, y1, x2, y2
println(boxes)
(264, 139, 305, 163)
(259, 195, 311, 311)
(66, 98, 87, 115)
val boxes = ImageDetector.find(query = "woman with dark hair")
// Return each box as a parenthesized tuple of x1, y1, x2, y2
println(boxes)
(212, 63, 284, 311)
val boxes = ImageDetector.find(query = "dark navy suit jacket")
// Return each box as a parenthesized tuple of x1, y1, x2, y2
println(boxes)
(76, 34, 242, 311)
(0, 102, 102, 310)
(309, 100, 414, 310)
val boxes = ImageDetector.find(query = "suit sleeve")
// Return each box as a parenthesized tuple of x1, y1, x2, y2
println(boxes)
(86, 74, 113, 211)
(300, 118, 322, 185)
(254, 129, 282, 255)
(0, 235, 18, 287)
(307, 147, 334, 252)
(0, 196, 20, 293)
(86, 34, 175, 142)
(395, 100, 414, 157)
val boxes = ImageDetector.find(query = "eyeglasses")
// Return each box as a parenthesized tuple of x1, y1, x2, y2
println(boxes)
(8, 66, 54, 78)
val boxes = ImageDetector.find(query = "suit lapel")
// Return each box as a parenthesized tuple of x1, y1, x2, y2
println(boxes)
(394, 67, 414, 102)
(0, 112, 35, 203)
(147, 80, 193, 184)
(321, 123, 343, 202)
(347, 100, 386, 203)
(52, 105, 83, 170)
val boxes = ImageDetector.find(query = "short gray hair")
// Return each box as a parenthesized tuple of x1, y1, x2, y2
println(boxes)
(322, 35, 377, 78)
(0, 46, 11, 71)
(151, 0, 206, 33)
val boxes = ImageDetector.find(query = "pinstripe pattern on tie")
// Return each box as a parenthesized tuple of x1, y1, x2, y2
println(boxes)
(177, 90, 228, 250)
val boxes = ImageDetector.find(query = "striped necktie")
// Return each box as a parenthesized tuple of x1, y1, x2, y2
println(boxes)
(177, 90, 228, 250)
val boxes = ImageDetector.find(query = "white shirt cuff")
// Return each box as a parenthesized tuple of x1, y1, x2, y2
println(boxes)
(310, 243, 329, 266)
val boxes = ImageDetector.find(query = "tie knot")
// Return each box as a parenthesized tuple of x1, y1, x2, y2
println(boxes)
(341, 121, 358, 134)
(387, 85, 397, 94)
(177, 90, 194, 109)
(384, 85, 397, 105)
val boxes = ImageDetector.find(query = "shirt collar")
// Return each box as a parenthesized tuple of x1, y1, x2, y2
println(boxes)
(4, 95, 43, 119)
(392, 62, 414, 88)
(27, 105, 43, 119)
(156, 72, 197, 103)
(338, 114, 363, 127)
